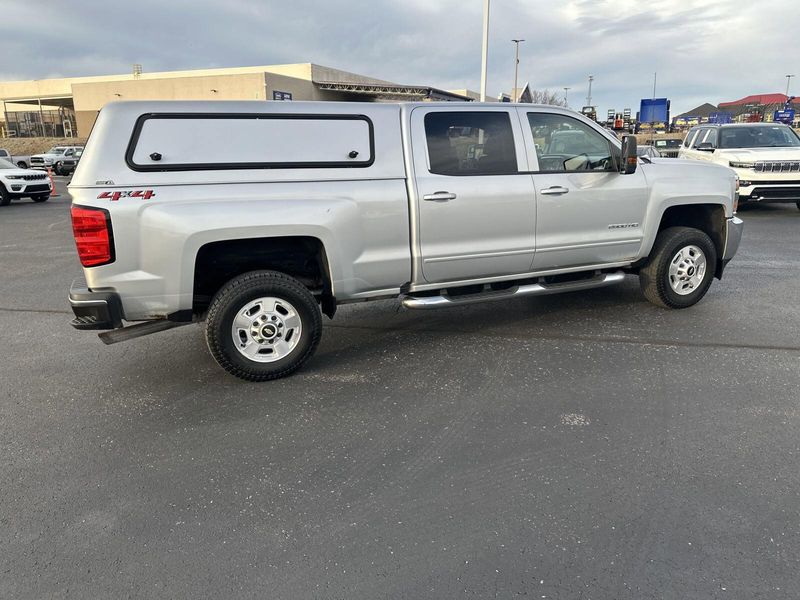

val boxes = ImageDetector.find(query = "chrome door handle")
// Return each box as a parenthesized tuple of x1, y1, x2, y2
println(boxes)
(422, 191, 457, 202)
(539, 186, 569, 196)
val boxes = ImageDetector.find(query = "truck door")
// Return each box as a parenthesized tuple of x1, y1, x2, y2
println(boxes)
(410, 107, 535, 283)
(519, 108, 649, 271)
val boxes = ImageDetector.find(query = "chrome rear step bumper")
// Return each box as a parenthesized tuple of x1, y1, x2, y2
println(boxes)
(401, 271, 626, 310)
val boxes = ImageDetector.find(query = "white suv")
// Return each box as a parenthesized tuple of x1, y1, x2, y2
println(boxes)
(0, 158, 51, 205)
(678, 123, 800, 210)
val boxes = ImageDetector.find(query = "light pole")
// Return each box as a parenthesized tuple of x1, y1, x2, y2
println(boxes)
(786, 74, 795, 97)
(480, 0, 490, 102)
(563, 87, 571, 107)
(512, 39, 525, 102)
(586, 75, 594, 106)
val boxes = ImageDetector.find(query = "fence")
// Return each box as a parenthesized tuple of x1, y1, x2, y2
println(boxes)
(3, 109, 77, 138)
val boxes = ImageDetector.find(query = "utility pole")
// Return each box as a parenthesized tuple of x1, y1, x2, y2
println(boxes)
(563, 87, 571, 107)
(786, 74, 795, 97)
(512, 39, 524, 102)
(586, 75, 594, 106)
(480, 0, 490, 102)
(653, 72, 657, 99)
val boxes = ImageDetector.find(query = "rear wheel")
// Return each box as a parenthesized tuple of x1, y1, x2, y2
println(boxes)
(205, 270, 322, 381)
(639, 226, 717, 309)
(0, 184, 10, 206)
(31, 194, 50, 203)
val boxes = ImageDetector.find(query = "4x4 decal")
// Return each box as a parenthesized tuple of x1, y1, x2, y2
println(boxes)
(97, 190, 156, 201)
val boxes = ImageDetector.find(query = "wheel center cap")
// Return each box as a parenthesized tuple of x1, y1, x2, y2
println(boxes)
(260, 324, 277, 339)
(687, 266, 695, 276)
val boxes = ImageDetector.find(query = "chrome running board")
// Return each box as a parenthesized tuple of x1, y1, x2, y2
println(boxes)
(401, 271, 626, 310)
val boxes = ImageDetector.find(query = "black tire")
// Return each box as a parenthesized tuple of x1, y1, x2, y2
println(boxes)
(639, 226, 717, 309)
(31, 194, 50, 203)
(16, 161, 27, 169)
(0, 184, 10, 206)
(54, 162, 64, 176)
(205, 270, 322, 381)
(796, 201, 800, 211)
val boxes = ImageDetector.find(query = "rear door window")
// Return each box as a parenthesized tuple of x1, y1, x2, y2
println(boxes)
(423, 111, 518, 175)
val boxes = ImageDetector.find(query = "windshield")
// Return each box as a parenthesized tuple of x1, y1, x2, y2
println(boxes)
(0, 158, 17, 169)
(718, 126, 800, 149)
(46, 147, 66, 155)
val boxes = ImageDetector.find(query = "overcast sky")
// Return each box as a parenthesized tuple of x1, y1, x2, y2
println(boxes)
(1, 0, 798, 115)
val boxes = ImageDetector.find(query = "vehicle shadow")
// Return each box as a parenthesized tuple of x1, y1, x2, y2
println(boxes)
(89, 279, 649, 418)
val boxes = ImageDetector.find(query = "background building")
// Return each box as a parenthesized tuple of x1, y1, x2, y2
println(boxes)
(673, 95, 800, 130)
(0, 63, 472, 138)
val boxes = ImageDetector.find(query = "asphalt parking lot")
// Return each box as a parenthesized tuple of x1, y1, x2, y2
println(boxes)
(1, 179, 799, 599)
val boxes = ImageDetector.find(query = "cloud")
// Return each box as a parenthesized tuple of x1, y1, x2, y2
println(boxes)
(0, 0, 797, 116)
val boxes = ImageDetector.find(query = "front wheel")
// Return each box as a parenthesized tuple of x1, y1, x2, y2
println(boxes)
(54, 162, 64, 176)
(639, 226, 717, 309)
(31, 194, 50, 203)
(0, 184, 10, 206)
(796, 201, 800, 211)
(205, 270, 322, 381)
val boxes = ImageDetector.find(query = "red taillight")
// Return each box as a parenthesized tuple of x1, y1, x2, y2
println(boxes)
(71, 205, 114, 267)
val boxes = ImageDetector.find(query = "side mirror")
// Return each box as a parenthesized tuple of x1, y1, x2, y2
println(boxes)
(620, 134, 637, 174)
(696, 142, 716, 152)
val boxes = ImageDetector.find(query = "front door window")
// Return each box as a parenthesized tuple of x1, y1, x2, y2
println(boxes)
(527, 113, 616, 172)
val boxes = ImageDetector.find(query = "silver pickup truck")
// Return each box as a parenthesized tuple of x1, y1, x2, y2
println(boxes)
(0, 148, 33, 169)
(67, 101, 743, 381)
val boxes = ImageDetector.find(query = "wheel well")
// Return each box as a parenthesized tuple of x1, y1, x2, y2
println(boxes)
(658, 204, 726, 277)
(193, 236, 335, 318)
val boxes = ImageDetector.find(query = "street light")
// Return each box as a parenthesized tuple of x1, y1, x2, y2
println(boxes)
(480, 0, 490, 102)
(512, 39, 525, 102)
(563, 87, 571, 107)
(786, 74, 795, 97)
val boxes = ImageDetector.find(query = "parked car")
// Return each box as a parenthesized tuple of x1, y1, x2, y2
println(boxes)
(59, 148, 83, 176)
(650, 138, 682, 158)
(68, 101, 742, 380)
(30, 145, 84, 175)
(0, 148, 33, 169)
(0, 158, 51, 205)
(637, 145, 661, 159)
(679, 123, 800, 209)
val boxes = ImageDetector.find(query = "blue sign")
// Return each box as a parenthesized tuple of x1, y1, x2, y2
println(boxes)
(639, 98, 670, 123)
(774, 109, 795, 124)
(709, 112, 733, 124)
(272, 90, 293, 101)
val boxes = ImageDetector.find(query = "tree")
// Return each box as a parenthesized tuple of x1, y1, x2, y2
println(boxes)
(528, 89, 568, 107)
